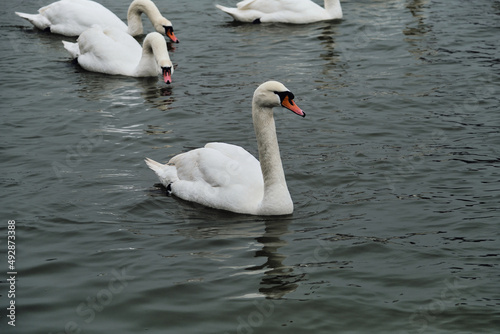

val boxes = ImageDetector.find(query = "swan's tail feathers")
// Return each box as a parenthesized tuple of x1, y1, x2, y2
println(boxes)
(215, 4, 228, 11)
(145, 157, 164, 171)
(215, 5, 237, 17)
(145, 158, 177, 188)
(15, 12, 51, 30)
(15, 11, 35, 21)
(62, 41, 80, 58)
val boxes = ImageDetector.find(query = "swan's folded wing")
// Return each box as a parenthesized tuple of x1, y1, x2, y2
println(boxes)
(236, 0, 287, 12)
(76, 26, 141, 74)
(40, 0, 127, 36)
(205, 142, 256, 164)
(169, 145, 264, 213)
(172, 144, 261, 188)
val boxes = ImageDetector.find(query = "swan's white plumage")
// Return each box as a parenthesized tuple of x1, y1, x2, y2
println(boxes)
(146, 143, 264, 213)
(15, 0, 178, 40)
(145, 81, 305, 215)
(216, 0, 342, 24)
(16, 0, 125, 36)
(62, 26, 173, 81)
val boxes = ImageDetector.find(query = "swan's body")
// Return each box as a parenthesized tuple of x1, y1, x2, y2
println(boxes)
(62, 27, 173, 83)
(15, 0, 179, 42)
(145, 81, 306, 215)
(216, 0, 342, 24)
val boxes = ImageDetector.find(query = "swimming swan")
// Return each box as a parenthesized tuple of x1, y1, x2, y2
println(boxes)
(15, 0, 179, 42)
(62, 27, 173, 83)
(145, 81, 306, 215)
(216, 0, 342, 24)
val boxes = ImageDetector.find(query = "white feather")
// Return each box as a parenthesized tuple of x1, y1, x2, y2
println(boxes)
(216, 0, 342, 24)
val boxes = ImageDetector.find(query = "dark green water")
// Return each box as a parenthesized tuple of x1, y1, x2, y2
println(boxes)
(1, 0, 499, 333)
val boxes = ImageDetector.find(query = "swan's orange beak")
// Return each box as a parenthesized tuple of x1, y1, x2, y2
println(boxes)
(282, 95, 305, 117)
(167, 31, 179, 43)
(162, 67, 172, 84)
(165, 26, 179, 43)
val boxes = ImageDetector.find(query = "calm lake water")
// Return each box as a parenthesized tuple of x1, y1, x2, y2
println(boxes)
(1, 0, 499, 333)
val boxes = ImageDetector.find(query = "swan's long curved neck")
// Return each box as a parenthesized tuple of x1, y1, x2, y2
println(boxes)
(135, 34, 169, 76)
(127, 0, 163, 36)
(324, 0, 342, 18)
(252, 104, 292, 212)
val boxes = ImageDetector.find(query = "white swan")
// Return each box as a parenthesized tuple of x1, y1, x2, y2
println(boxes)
(15, 0, 179, 42)
(216, 0, 342, 24)
(62, 26, 173, 83)
(145, 81, 306, 215)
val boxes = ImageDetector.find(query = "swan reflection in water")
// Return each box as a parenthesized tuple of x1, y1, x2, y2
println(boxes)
(246, 217, 304, 299)
(167, 202, 303, 299)
(72, 73, 175, 111)
(404, 0, 434, 59)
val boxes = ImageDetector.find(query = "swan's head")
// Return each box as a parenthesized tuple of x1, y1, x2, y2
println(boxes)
(155, 18, 179, 43)
(158, 54, 173, 84)
(254, 81, 305, 117)
(143, 32, 174, 84)
(161, 65, 173, 84)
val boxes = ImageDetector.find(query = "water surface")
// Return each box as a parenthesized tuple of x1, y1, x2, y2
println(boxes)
(1, 0, 499, 333)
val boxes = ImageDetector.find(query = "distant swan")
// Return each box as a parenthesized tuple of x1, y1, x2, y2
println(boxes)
(145, 81, 306, 215)
(15, 0, 179, 42)
(63, 27, 173, 83)
(216, 0, 342, 24)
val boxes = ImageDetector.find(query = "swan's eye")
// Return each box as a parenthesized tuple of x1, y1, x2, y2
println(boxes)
(163, 26, 174, 35)
(274, 91, 295, 104)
